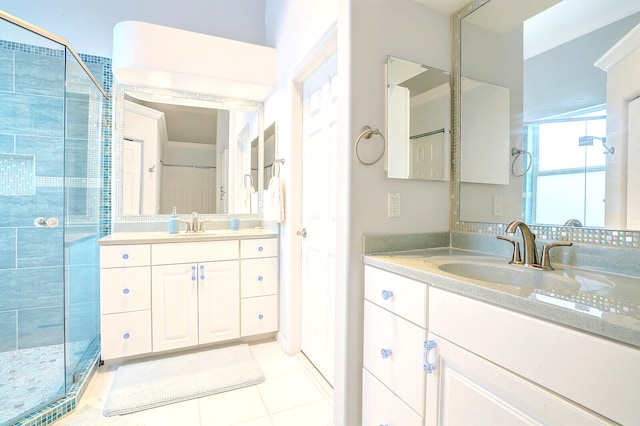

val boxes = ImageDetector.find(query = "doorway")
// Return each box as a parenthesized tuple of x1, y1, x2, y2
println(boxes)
(299, 51, 338, 386)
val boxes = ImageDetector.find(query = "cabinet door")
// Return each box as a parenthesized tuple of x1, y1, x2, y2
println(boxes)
(363, 300, 426, 416)
(198, 260, 240, 344)
(425, 332, 610, 426)
(152, 263, 199, 352)
(241, 295, 278, 336)
(241, 257, 278, 298)
(362, 369, 423, 426)
(100, 266, 150, 314)
(100, 310, 151, 360)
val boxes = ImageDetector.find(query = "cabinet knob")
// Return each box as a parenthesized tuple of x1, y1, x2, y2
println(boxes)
(200, 264, 205, 280)
(123, 332, 130, 340)
(258, 314, 264, 320)
(258, 275, 264, 282)
(381, 290, 394, 300)
(380, 348, 393, 359)
(258, 246, 264, 252)
(191, 265, 196, 281)
(423, 339, 437, 374)
(122, 253, 129, 260)
(123, 288, 130, 295)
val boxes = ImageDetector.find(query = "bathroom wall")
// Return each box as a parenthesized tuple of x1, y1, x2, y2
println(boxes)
(265, 1, 450, 424)
(0, 0, 268, 57)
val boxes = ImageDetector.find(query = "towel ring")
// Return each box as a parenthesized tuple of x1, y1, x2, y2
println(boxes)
(511, 147, 532, 177)
(355, 126, 386, 166)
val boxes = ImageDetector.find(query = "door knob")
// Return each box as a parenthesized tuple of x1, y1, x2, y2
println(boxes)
(296, 228, 307, 238)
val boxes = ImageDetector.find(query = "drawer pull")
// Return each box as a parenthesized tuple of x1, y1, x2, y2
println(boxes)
(122, 288, 130, 295)
(200, 264, 205, 280)
(381, 290, 394, 300)
(258, 275, 264, 282)
(122, 253, 129, 260)
(192, 265, 196, 281)
(258, 246, 264, 252)
(258, 314, 264, 320)
(380, 348, 393, 359)
(123, 332, 130, 340)
(423, 339, 437, 374)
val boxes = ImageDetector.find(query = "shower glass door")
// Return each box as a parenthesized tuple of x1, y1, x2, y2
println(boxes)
(0, 16, 103, 424)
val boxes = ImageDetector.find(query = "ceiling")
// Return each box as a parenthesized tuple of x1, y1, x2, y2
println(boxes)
(411, 0, 470, 14)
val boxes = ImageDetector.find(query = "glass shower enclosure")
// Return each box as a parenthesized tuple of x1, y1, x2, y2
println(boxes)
(0, 11, 106, 424)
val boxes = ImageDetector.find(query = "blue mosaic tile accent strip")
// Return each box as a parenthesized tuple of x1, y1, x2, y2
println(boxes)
(0, 153, 35, 195)
(79, 53, 113, 237)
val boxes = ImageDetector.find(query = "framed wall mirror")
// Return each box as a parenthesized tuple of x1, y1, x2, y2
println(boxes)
(112, 82, 269, 225)
(386, 56, 450, 180)
(452, 0, 640, 239)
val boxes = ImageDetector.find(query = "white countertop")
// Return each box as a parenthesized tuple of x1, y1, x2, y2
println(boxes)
(98, 228, 278, 246)
(364, 248, 640, 348)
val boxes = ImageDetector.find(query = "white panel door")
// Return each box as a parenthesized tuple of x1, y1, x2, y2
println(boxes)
(300, 51, 338, 385)
(198, 260, 240, 344)
(151, 263, 199, 352)
(122, 139, 142, 215)
(627, 96, 640, 229)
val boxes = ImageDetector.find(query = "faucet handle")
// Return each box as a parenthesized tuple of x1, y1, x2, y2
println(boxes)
(497, 236, 522, 264)
(539, 241, 572, 269)
(178, 220, 192, 233)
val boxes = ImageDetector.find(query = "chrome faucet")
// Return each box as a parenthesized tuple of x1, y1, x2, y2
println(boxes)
(500, 220, 572, 270)
(178, 211, 205, 233)
(505, 220, 538, 267)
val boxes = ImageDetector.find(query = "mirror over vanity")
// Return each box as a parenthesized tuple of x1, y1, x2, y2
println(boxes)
(113, 84, 274, 224)
(451, 0, 640, 241)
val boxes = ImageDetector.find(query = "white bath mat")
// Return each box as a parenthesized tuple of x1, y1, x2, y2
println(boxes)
(103, 344, 264, 416)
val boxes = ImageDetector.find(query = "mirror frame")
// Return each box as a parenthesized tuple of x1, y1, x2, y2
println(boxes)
(112, 81, 265, 225)
(450, 0, 640, 248)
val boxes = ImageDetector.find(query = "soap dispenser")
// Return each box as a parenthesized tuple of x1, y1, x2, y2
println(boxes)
(169, 207, 179, 234)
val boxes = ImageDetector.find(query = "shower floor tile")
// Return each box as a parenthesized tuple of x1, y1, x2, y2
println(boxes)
(0, 341, 89, 424)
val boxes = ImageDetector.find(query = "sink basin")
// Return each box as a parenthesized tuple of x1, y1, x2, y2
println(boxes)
(437, 261, 580, 290)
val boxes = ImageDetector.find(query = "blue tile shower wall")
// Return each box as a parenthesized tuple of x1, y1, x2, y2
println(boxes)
(0, 40, 112, 354)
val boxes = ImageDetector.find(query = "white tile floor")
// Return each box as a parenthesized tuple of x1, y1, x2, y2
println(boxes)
(54, 340, 334, 426)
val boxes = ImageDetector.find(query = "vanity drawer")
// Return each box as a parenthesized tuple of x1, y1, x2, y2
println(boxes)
(241, 257, 278, 298)
(100, 266, 151, 314)
(364, 266, 427, 328)
(100, 244, 150, 268)
(152, 240, 238, 265)
(240, 238, 278, 259)
(362, 369, 423, 426)
(363, 300, 426, 416)
(241, 295, 278, 336)
(100, 310, 152, 360)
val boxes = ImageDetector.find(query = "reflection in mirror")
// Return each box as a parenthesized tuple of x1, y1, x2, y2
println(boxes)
(455, 0, 640, 231)
(386, 56, 450, 180)
(113, 83, 264, 223)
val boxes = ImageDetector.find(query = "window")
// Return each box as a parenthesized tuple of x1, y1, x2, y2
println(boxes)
(524, 109, 606, 227)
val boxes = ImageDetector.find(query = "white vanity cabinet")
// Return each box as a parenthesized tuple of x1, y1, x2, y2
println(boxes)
(240, 238, 279, 336)
(426, 287, 639, 425)
(362, 266, 428, 425)
(99, 234, 279, 360)
(151, 240, 240, 352)
(99, 244, 152, 360)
